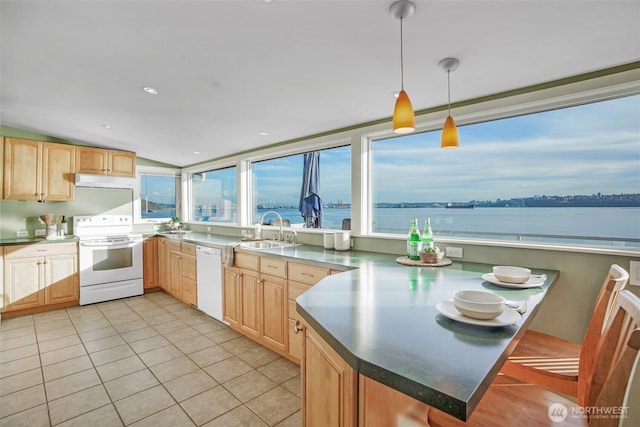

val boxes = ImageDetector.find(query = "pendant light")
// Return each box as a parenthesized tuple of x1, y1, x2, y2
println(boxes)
(390, 1, 415, 134)
(439, 57, 460, 148)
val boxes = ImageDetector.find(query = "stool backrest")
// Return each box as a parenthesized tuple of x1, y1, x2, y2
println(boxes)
(578, 290, 639, 425)
(577, 264, 629, 404)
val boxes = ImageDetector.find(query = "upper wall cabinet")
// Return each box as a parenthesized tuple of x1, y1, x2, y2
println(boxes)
(76, 146, 136, 177)
(3, 138, 75, 201)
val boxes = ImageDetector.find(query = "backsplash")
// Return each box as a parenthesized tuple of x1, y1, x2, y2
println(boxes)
(0, 188, 133, 239)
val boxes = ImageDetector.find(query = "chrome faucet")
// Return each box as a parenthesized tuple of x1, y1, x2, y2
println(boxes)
(259, 210, 284, 241)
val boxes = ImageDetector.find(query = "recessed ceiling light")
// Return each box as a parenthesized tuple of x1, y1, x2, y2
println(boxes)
(102, 124, 112, 129)
(143, 86, 159, 95)
(258, 131, 269, 136)
(193, 151, 200, 155)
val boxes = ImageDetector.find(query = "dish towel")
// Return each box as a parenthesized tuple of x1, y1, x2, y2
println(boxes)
(223, 242, 240, 266)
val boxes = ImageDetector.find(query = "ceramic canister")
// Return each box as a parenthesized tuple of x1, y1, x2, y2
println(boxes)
(323, 232, 335, 249)
(334, 231, 350, 251)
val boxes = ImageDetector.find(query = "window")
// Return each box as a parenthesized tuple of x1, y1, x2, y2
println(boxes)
(251, 145, 351, 229)
(137, 168, 181, 222)
(370, 94, 640, 247)
(191, 166, 237, 223)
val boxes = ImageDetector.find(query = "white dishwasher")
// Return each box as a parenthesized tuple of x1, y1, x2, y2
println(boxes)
(196, 245, 226, 323)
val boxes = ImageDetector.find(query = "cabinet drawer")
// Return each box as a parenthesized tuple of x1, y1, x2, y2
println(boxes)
(235, 252, 259, 271)
(181, 242, 196, 256)
(288, 280, 311, 300)
(167, 239, 181, 253)
(182, 254, 196, 281)
(182, 277, 197, 305)
(288, 262, 329, 285)
(4, 242, 77, 259)
(260, 257, 287, 278)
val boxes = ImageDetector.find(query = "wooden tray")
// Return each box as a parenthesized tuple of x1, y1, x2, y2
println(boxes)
(396, 256, 453, 267)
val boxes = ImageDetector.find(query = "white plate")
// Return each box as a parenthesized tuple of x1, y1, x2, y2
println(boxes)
(436, 300, 521, 327)
(481, 273, 545, 289)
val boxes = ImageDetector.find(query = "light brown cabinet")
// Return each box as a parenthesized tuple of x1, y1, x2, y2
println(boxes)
(157, 238, 197, 306)
(223, 251, 288, 354)
(221, 252, 341, 362)
(180, 242, 197, 306)
(261, 272, 287, 353)
(75, 146, 136, 177)
(3, 138, 75, 201)
(223, 266, 242, 328)
(168, 240, 183, 299)
(2, 242, 78, 313)
(143, 237, 158, 289)
(288, 261, 330, 363)
(157, 237, 170, 291)
(302, 323, 357, 427)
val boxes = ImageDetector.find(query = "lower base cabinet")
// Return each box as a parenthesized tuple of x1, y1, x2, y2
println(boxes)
(261, 273, 287, 353)
(224, 252, 288, 354)
(301, 322, 435, 427)
(2, 242, 78, 313)
(143, 236, 158, 289)
(302, 323, 357, 427)
(223, 266, 241, 328)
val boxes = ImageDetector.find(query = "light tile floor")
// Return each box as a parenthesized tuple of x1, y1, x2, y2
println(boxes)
(0, 292, 301, 426)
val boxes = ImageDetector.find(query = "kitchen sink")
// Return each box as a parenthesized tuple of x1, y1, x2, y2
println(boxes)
(238, 240, 298, 250)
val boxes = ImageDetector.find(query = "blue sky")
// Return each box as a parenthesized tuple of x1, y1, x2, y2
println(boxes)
(371, 94, 640, 203)
(253, 94, 639, 205)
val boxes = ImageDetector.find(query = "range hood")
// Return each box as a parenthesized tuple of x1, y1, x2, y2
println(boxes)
(75, 173, 137, 190)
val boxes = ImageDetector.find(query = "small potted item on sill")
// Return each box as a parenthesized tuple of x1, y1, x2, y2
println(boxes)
(169, 216, 183, 231)
(419, 247, 444, 264)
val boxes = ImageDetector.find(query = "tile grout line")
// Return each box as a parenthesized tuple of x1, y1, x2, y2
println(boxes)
(2, 293, 301, 426)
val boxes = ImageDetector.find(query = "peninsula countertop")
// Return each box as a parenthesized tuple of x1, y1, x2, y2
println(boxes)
(296, 262, 558, 421)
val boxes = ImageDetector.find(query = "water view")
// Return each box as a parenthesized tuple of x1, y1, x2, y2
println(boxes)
(258, 206, 640, 247)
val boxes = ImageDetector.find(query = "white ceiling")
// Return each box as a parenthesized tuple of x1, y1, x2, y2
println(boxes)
(1, 0, 638, 167)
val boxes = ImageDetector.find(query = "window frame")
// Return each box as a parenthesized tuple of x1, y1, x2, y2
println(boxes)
(134, 165, 182, 224)
(358, 72, 639, 245)
(184, 164, 239, 225)
(249, 142, 352, 230)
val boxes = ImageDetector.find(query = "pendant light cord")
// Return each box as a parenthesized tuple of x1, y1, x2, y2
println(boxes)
(447, 70, 451, 116)
(400, 17, 405, 91)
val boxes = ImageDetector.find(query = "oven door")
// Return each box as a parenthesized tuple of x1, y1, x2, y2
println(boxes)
(79, 237, 143, 286)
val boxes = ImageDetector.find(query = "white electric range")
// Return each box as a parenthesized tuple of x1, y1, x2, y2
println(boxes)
(73, 215, 143, 305)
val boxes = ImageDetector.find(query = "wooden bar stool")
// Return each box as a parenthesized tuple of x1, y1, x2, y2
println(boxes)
(426, 290, 640, 427)
(501, 264, 629, 396)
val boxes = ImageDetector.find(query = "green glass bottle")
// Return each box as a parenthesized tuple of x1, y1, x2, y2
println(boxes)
(406, 218, 422, 260)
(422, 218, 434, 250)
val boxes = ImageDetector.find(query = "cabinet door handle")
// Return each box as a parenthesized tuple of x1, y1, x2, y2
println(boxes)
(293, 320, 304, 334)
(302, 272, 314, 278)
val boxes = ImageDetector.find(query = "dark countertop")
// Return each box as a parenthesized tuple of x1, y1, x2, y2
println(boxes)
(296, 263, 558, 421)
